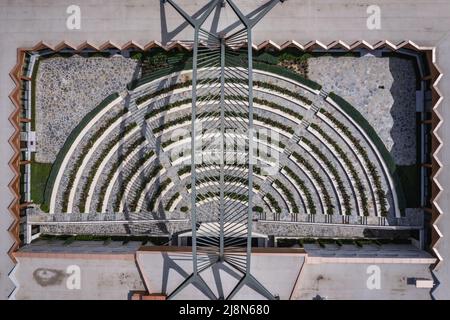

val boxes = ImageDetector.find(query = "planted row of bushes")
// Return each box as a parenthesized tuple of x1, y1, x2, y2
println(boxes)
(186, 175, 260, 191)
(147, 178, 172, 212)
(127, 57, 193, 90)
(113, 151, 156, 212)
(146, 95, 301, 130)
(136, 81, 193, 105)
(283, 166, 316, 214)
(165, 192, 180, 211)
(61, 106, 128, 212)
(95, 137, 146, 212)
(264, 193, 281, 214)
(253, 97, 303, 122)
(253, 206, 263, 213)
(77, 123, 137, 213)
(43, 92, 120, 212)
(137, 78, 310, 122)
(127, 163, 164, 212)
(320, 110, 388, 216)
(291, 151, 334, 215)
(310, 122, 369, 216)
(274, 179, 299, 214)
(223, 78, 313, 105)
(253, 61, 322, 91)
(196, 191, 248, 202)
(178, 164, 261, 177)
(152, 110, 295, 136)
(161, 130, 286, 152)
(301, 138, 352, 215)
(256, 132, 286, 149)
(145, 98, 191, 120)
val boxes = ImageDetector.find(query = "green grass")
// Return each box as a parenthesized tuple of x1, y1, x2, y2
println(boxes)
(396, 164, 420, 208)
(31, 161, 52, 205)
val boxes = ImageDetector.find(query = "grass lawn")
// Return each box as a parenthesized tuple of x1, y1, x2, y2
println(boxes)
(31, 161, 52, 205)
(396, 164, 420, 208)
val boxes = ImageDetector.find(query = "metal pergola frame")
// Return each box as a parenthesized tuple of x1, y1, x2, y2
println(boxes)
(163, 0, 282, 300)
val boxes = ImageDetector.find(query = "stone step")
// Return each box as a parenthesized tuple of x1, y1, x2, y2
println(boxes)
(319, 89, 329, 98)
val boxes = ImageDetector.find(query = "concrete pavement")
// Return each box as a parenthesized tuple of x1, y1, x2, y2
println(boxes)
(1, 0, 450, 299)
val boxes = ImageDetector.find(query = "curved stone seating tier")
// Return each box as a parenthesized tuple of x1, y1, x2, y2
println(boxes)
(178, 165, 268, 182)
(108, 151, 158, 212)
(262, 195, 282, 219)
(144, 95, 304, 129)
(306, 126, 365, 216)
(317, 112, 380, 216)
(162, 132, 284, 157)
(65, 115, 138, 213)
(79, 128, 142, 213)
(271, 182, 295, 214)
(279, 168, 309, 214)
(137, 179, 174, 212)
(100, 141, 150, 212)
(86, 136, 148, 213)
(136, 81, 310, 114)
(48, 65, 397, 220)
(262, 196, 275, 214)
(167, 193, 183, 212)
(131, 68, 319, 106)
(288, 155, 326, 215)
(186, 181, 260, 194)
(298, 140, 344, 215)
(49, 95, 123, 213)
(196, 196, 247, 207)
(325, 97, 398, 217)
(152, 116, 294, 140)
(171, 151, 278, 169)
(118, 160, 162, 212)
(120, 164, 166, 212)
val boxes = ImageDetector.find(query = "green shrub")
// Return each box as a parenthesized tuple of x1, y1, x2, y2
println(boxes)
(274, 179, 299, 213)
(77, 123, 137, 213)
(95, 137, 145, 212)
(301, 138, 352, 215)
(254, 52, 279, 65)
(61, 107, 128, 212)
(318, 109, 388, 216)
(165, 192, 180, 211)
(113, 151, 156, 211)
(253, 206, 263, 213)
(265, 193, 281, 214)
(131, 52, 143, 60)
(310, 122, 369, 216)
(283, 166, 316, 214)
(253, 61, 322, 91)
(291, 151, 334, 214)
(147, 178, 172, 211)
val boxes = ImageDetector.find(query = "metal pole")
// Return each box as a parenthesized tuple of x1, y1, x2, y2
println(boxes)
(191, 26, 200, 275)
(246, 28, 254, 274)
(219, 36, 226, 259)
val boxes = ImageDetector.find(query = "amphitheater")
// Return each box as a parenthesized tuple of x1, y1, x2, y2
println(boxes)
(6, 0, 447, 301)
(22, 46, 424, 242)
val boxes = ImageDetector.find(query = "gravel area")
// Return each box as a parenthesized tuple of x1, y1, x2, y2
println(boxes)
(35, 55, 139, 163)
(308, 56, 417, 165)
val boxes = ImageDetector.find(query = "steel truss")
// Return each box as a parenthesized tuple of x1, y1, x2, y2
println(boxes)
(164, 0, 282, 300)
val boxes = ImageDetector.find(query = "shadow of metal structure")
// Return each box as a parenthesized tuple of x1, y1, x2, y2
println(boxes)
(162, 0, 283, 300)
